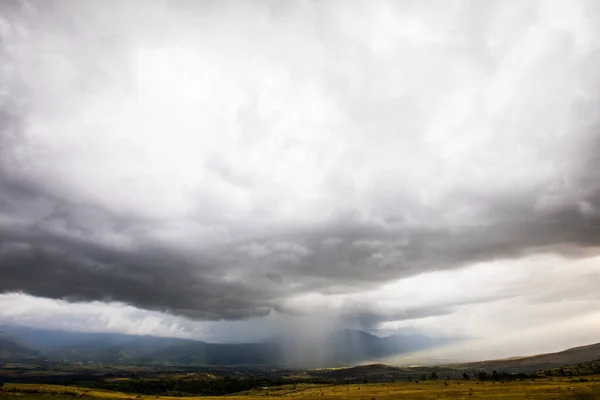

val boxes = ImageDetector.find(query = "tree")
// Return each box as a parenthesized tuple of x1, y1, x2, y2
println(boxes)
(463, 372, 471, 381)
(430, 372, 438, 380)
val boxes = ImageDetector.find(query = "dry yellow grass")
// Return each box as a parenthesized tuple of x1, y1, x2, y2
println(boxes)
(2, 377, 600, 399)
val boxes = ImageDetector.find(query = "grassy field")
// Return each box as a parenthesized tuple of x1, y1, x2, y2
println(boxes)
(2, 377, 600, 400)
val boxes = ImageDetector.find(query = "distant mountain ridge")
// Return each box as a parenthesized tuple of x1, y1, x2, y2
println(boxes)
(0, 330, 44, 363)
(1, 325, 600, 376)
(0, 325, 447, 367)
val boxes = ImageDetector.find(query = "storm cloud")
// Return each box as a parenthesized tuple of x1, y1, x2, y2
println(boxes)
(1, 0, 600, 337)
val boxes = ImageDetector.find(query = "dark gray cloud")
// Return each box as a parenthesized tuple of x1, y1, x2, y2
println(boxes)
(0, 200, 272, 320)
(1, 0, 600, 330)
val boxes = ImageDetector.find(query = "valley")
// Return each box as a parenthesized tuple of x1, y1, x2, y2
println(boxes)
(1, 326, 600, 399)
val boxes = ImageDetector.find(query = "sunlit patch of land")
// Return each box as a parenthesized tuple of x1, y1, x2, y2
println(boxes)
(2, 377, 600, 400)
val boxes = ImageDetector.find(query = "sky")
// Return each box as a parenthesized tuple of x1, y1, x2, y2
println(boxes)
(1, 0, 600, 362)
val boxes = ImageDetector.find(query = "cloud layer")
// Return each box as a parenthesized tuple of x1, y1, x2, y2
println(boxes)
(1, 0, 600, 342)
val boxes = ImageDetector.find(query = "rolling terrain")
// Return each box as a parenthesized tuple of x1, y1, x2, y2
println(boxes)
(2, 378, 600, 400)
(2, 324, 600, 400)
(0, 326, 447, 367)
(452, 342, 600, 373)
(1, 325, 599, 374)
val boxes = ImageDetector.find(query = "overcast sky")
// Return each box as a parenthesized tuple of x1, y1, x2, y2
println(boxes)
(1, 0, 600, 362)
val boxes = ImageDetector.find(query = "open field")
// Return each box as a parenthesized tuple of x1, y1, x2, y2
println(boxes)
(2, 377, 600, 400)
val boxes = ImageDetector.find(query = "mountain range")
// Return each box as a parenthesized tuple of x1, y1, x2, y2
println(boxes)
(0, 330, 44, 363)
(1, 325, 599, 375)
(0, 326, 448, 367)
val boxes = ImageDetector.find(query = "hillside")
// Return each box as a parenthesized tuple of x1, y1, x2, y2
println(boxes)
(0, 331, 44, 363)
(452, 342, 600, 373)
(539, 359, 600, 376)
(47, 334, 198, 364)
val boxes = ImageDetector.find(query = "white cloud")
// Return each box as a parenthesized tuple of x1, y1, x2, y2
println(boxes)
(1, 0, 600, 357)
(0, 293, 202, 338)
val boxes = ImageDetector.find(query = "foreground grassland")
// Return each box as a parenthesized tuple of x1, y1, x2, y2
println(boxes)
(2, 378, 600, 400)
